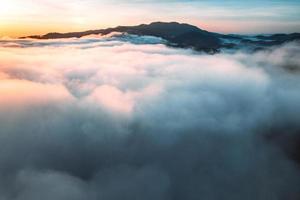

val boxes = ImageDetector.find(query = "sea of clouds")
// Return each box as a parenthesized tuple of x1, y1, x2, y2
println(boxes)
(0, 35, 300, 200)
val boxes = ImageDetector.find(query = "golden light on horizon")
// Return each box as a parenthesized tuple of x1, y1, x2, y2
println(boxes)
(0, 0, 299, 38)
(0, 0, 24, 37)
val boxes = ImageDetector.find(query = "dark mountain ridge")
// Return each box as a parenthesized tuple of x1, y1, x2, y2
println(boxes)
(23, 22, 300, 53)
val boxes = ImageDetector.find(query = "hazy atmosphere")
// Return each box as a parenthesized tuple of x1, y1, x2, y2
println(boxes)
(0, 1, 300, 200)
(1, 0, 300, 37)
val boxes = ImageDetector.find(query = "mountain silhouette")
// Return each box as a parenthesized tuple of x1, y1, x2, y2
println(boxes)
(24, 22, 300, 53)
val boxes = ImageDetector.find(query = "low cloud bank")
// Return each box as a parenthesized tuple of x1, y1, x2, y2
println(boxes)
(0, 37, 300, 200)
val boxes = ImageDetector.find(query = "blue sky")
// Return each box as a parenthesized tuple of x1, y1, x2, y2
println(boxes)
(1, 0, 300, 37)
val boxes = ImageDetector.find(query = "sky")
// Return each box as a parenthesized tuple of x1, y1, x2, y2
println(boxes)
(0, 1, 300, 199)
(0, 0, 300, 38)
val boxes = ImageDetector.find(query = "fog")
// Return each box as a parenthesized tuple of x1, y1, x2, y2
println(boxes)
(0, 36, 299, 199)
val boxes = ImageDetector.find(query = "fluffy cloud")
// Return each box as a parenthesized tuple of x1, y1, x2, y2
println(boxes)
(0, 37, 300, 200)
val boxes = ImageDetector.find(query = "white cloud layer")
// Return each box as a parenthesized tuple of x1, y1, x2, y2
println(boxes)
(0, 37, 300, 199)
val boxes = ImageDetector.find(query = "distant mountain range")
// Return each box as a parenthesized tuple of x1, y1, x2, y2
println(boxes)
(23, 22, 300, 53)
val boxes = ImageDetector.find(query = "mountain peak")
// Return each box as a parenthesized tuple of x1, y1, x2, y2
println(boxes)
(25, 22, 205, 39)
(23, 22, 300, 54)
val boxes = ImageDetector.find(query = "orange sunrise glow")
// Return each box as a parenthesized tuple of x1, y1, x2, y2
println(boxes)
(0, 1, 300, 199)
